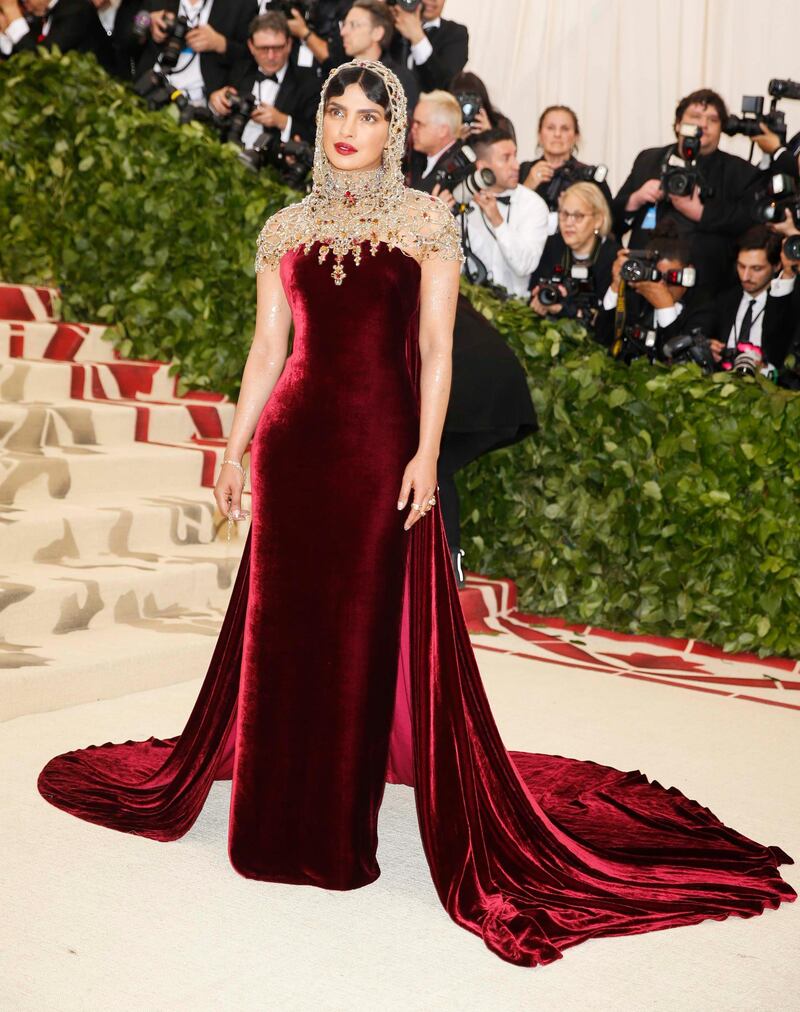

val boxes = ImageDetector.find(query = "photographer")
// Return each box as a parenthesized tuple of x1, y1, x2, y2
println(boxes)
(91, 0, 143, 79)
(449, 70, 515, 142)
(439, 127, 549, 299)
(520, 105, 612, 233)
(268, 0, 349, 71)
(336, 0, 417, 110)
(530, 182, 619, 335)
(209, 12, 320, 145)
(706, 225, 796, 374)
(0, 0, 115, 70)
(595, 222, 713, 359)
(613, 88, 760, 296)
(135, 0, 255, 106)
(406, 89, 461, 191)
(388, 0, 467, 93)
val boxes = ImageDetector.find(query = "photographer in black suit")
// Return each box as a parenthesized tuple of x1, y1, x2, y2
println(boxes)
(389, 0, 467, 92)
(595, 221, 714, 359)
(91, 0, 145, 79)
(0, 0, 115, 70)
(613, 88, 760, 296)
(335, 0, 417, 111)
(706, 225, 797, 373)
(405, 88, 462, 192)
(209, 11, 320, 144)
(135, 0, 255, 105)
(266, 0, 349, 72)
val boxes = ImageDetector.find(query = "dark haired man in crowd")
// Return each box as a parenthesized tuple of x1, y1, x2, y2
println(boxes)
(707, 225, 797, 373)
(388, 0, 467, 92)
(209, 11, 320, 145)
(258, 0, 349, 72)
(336, 0, 417, 109)
(613, 88, 761, 295)
(134, 0, 255, 105)
(595, 223, 712, 357)
(0, 0, 115, 69)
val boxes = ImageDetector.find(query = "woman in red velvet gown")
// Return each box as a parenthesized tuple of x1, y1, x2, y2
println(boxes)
(37, 60, 796, 966)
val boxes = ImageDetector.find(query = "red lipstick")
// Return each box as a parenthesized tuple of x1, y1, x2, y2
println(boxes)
(334, 143, 358, 155)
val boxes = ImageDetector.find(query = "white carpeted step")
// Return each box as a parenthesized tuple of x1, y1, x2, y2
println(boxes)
(0, 542, 247, 642)
(0, 399, 234, 451)
(0, 443, 225, 505)
(0, 621, 223, 721)
(0, 491, 250, 565)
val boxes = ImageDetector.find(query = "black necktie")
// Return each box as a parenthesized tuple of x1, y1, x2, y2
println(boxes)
(495, 195, 511, 205)
(256, 71, 279, 83)
(739, 298, 756, 344)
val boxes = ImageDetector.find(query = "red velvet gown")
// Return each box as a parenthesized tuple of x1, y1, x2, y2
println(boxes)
(38, 242, 796, 966)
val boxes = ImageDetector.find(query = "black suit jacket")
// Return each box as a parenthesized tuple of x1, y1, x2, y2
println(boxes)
(533, 233, 620, 333)
(389, 18, 468, 92)
(405, 141, 461, 193)
(708, 284, 796, 369)
(594, 285, 715, 354)
(10, 0, 115, 72)
(612, 144, 760, 295)
(230, 59, 321, 144)
(135, 0, 256, 96)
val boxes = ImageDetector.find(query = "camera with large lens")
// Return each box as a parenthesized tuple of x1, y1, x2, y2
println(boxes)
(385, 0, 422, 10)
(753, 173, 800, 228)
(158, 13, 190, 72)
(660, 124, 709, 198)
(724, 94, 787, 144)
(263, 0, 320, 24)
(616, 324, 659, 363)
(222, 90, 259, 146)
(620, 249, 697, 287)
(662, 329, 715, 373)
(784, 234, 800, 264)
(433, 144, 496, 206)
(720, 342, 763, 377)
(541, 160, 608, 208)
(455, 91, 482, 126)
(239, 129, 315, 188)
(536, 263, 600, 321)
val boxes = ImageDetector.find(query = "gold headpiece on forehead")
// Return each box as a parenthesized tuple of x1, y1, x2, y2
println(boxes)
(254, 59, 463, 284)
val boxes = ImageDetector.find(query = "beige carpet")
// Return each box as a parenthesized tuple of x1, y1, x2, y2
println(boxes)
(3, 645, 798, 1011)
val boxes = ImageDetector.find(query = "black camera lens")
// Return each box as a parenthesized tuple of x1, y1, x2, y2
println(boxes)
(784, 235, 800, 262)
(620, 257, 654, 283)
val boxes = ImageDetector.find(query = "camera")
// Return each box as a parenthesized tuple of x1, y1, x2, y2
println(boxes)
(620, 250, 696, 286)
(720, 342, 763, 377)
(263, 0, 320, 24)
(753, 173, 800, 228)
(769, 78, 800, 101)
(239, 129, 315, 189)
(222, 90, 259, 146)
(662, 330, 716, 373)
(433, 145, 495, 206)
(614, 324, 659, 364)
(784, 234, 800, 264)
(659, 125, 710, 198)
(385, 0, 422, 10)
(455, 91, 482, 126)
(541, 160, 608, 208)
(536, 263, 600, 322)
(131, 9, 151, 45)
(156, 13, 191, 73)
(724, 94, 787, 145)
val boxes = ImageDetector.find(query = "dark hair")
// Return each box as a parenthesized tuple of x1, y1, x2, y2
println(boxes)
(248, 11, 290, 41)
(645, 220, 691, 265)
(674, 88, 729, 126)
(323, 66, 392, 120)
(737, 224, 782, 266)
(537, 105, 580, 135)
(471, 127, 515, 159)
(351, 0, 394, 50)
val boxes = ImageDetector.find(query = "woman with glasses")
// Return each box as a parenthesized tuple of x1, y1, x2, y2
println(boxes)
(529, 181, 619, 335)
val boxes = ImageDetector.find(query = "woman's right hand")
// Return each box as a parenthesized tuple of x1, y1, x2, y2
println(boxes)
(523, 160, 554, 190)
(214, 461, 245, 519)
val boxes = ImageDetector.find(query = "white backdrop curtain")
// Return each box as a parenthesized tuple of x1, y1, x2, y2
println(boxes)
(445, 0, 800, 192)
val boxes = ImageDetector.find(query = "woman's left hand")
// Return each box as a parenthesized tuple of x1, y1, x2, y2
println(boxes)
(469, 108, 492, 134)
(397, 453, 438, 531)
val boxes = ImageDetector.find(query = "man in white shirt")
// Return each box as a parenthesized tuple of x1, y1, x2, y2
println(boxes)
(406, 89, 461, 192)
(439, 127, 549, 299)
(388, 0, 467, 92)
(708, 225, 796, 373)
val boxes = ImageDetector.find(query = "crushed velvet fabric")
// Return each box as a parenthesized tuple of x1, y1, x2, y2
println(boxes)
(37, 242, 795, 966)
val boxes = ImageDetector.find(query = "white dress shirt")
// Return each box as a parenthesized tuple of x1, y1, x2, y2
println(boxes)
(408, 16, 440, 68)
(601, 285, 683, 329)
(421, 141, 456, 180)
(464, 185, 549, 298)
(241, 61, 293, 149)
(157, 0, 213, 105)
(726, 276, 795, 349)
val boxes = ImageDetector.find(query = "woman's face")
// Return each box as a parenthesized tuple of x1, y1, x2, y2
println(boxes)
(558, 192, 599, 250)
(322, 82, 390, 173)
(539, 110, 577, 159)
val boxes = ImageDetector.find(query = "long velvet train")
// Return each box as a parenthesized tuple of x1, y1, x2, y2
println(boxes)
(38, 247, 796, 967)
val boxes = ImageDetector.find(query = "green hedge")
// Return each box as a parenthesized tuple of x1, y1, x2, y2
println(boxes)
(3, 52, 800, 656)
(0, 48, 294, 396)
